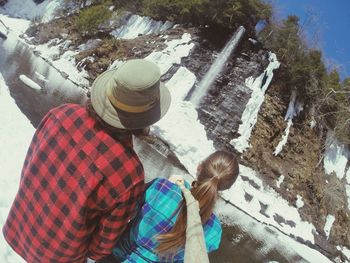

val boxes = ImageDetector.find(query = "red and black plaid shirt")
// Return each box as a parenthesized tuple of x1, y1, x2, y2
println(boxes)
(3, 104, 145, 262)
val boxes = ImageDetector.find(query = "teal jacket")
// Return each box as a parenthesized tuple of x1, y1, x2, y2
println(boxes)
(113, 178, 222, 262)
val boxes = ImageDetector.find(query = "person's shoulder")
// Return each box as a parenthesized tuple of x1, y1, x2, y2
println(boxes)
(48, 103, 89, 123)
(150, 176, 190, 191)
(50, 103, 84, 115)
(144, 178, 184, 217)
(146, 178, 183, 201)
(50, 103, 85, 113)
(149, 177, 174, 191)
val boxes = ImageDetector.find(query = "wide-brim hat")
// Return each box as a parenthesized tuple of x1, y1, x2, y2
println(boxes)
(91, 59, 171, 129)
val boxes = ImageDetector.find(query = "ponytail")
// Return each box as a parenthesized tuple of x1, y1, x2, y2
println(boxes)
(156, 151, 239, 256)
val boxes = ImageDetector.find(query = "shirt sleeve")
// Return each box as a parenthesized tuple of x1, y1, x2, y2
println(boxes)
(87, 181, 144, 260)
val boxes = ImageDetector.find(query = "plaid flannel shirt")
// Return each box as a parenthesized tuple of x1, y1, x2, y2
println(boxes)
(113, 178, 222, 262)
(3, 104, 145, 263)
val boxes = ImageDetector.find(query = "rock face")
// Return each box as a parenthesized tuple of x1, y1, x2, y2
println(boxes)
(183, 27, 350, 259)
(183, 37, 269, 152)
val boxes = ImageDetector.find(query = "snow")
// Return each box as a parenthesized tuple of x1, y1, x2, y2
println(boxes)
(146, 33, 195, 75)
(230, 53, 280, 153)
(217, 201, 332, 263)
(310, 119, 316, 129)
(0, 74, 33, 263)
(221, 165, 316, 243)
(0, 20, 8, 37)
(248, 38, 258, 44)
(34, 72, 48, 83)
(273, 119, 292, 156)
(29, 39, 90, 86)
(1, 5, 89, 87)
(276, 174, 284, 188)
(324, 215, 335, 240)
(346, 167, 350, 211)
(296, 194, 304, 209)
(337, 246, 350, 262)
(164, 66, 196, 102)
(19, 75, 42, 90)
(0, 15, 30, 35)
(152, 67, 214, 176)
(0, 0, 62, 23)
(111, 14, 173, 39)
(273, 90, 303, 156)
(284, 90, 303, 121)
(323, 135, 349, 180)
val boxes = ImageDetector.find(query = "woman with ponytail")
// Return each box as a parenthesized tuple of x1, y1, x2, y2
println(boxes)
(103, 150, 239, 263)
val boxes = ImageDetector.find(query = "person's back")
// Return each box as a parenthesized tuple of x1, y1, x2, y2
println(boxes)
(111, 151, 239, 263)
(3, 59, 172, 262)
(3, 103, 145, 262)
(113, 178, 222, 262)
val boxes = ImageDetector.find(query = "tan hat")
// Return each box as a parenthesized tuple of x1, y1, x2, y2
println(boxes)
(91, 59, 171, 129)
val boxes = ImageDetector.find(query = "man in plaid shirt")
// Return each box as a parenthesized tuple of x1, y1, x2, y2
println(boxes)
(3, 59, 171, 262)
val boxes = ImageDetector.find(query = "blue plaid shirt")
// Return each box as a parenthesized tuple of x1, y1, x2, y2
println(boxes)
(112, 178, 222, 262)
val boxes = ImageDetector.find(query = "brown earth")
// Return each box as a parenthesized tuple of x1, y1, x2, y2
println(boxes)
(25, 13, 193, 84)
(241, 81, 350, 257)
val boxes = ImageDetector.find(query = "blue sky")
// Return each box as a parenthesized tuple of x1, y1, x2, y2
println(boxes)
(272, 0, 350, 79)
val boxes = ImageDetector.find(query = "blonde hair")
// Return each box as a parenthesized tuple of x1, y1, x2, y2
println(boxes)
(156, 151, 239, 256)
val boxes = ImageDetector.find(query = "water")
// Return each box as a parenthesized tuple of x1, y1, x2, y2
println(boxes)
(190, 26, 246, 107)
(0, 31, 86, 126)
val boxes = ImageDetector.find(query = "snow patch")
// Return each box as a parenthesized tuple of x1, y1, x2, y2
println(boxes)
(152, 67, 214, 176)
(0, 14, 30, 35)
(337, 246, 350, 261)
(19, 75, 42, 90)
(217, 201, 332, 263)
(324, 215, 335, 239)
(310, 119, 316, 129)
(0, 73, 33, 263)
(29, 38, 90, 86)
(296, 195, 304, 209)
(111, 14, 173, 39)
(146, 33, 194, 74)
(284, 90, 303, 121)
(324, 134, 349, 180)
(0, 0, 62, 23)
(230, 53, 280, 152)
(221, 165, 316, 243)
(273, 119, 292, 156)
(346, 167, 350, 211)
(273, 90, 303, 156)
(34, 72, 48, 83)
(276, 175, 284, 188)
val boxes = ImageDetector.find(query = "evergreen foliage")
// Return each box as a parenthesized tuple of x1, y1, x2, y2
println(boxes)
(259, 16, 350, 144)
(75, 2, 112, 36)
(141, 0, 272, 30)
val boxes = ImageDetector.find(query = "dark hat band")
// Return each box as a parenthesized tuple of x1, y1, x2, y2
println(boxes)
(106, 88, 159, 113)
